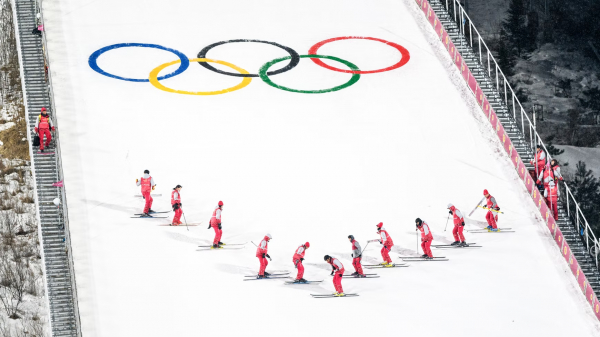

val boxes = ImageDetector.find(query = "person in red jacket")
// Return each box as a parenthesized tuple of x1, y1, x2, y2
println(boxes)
(256, 234, 272, 278)
(538, 159, 564, 189)
(208, 201, 224, 248)
(530, 145, 547, 183)
(293, 242, 310, 283)
(324, 255, 345, 296)
(348, 235, 365, 277)
(448, 203, 468, 247)
(170, 185, 182, 226)
(416, 218, 433, 258)
(34, 107, 55, 152)
(483, 189, 500, 231)
(136, 170, 156, 217)
(376, 222, 394, 267)
(544, 180, 560, 220)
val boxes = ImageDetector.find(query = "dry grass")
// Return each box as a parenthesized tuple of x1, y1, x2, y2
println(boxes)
(0, 104, 30, 161)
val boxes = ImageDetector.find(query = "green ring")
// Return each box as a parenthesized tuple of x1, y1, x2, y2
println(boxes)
(259, 54, 361, 94)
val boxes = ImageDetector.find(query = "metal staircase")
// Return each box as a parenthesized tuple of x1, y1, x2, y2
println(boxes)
(13, 0, 81, 336)
(427, 0, 600, 299)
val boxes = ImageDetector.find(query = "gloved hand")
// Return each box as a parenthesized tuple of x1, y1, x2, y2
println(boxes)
(449, 210, 453, 214)
(330, 271, 334, 276)
(262, 253, 266, 258)
(51, 126, 55, 131)
(34, 127, 38, 133)
(207, 224, 211, 229)
(173, 204, 179, 210)
(358, 255, 362, 259)
(266, 254, 270, 259)
(218, 224, 222, 230)
(495, 207, 500, 211)
(461, 221, 465, 226)
(300, 258, 304, 262)
(379, 240, 382, 244)
(179, 202, 182, 207)
(351, 254, 353, 258)
(152, 186, 155, 191)
(338, 274, 343, 278)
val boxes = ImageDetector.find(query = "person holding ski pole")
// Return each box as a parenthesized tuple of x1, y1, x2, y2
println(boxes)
(136, 169, 156, 217)
(293, 242, 310, 283)
(376, 222, 394, 267)
(208, 201, 224, 248)
(482, 189, 500, 231)
(34, 107, 55, 152)
(448, 204, 468, 247)
(530, 145, 546, 186)
(256, 234, 272, 278)
(416, 218, 433, 259)
(170, 185, 183, 226)
(324, 255, 345, 296)
(348, 235, 366, 277)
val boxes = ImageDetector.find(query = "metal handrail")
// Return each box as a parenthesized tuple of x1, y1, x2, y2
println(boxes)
(437, 0, 600, 266)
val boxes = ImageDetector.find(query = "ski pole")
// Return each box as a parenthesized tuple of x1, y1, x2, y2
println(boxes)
(182, 210, 189, 231)
(416, 229, 419, 253)
(444, 213, 450, 232)
(358, 241, 370, 257)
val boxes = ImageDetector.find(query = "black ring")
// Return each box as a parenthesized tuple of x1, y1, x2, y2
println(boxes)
(197, 39, 300, 78)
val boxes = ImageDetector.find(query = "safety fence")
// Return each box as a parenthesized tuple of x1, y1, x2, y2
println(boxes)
(414, 0, 600, 321)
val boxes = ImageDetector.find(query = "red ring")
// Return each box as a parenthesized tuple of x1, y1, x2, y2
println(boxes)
(308, 36, 410, 74)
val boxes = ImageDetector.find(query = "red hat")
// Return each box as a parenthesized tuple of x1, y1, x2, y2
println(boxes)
(376, 222, 383, 228)
(483, 189, 489, 195)
(218, 201, 223, 206)
(305, 242, 310, 248)
(41, 107, 46, 112)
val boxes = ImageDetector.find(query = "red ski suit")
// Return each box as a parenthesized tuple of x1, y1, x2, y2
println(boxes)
(171, 190, 182, 225)
(485, 194, 499, 229)
(544, 183, 559, 220)
(293, 244, 307, 280)
(531, 149, 547, 175)
(328, 257, 345, 293)
(136, 174, 155, 213)
(450, 205, 466, 242)
(34, 113, 54, 151)
(210, 206, 222, 245)
(538, 164, 563, 189)
(256, 236, 270, 276)
(350, 239, 364, 276)
(419, 221, 434, 258)
(379, 229, 394, 264)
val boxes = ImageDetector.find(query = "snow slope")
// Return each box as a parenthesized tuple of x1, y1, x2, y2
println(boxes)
(41, 0, 600, 336)
(556, 145, 600, 178)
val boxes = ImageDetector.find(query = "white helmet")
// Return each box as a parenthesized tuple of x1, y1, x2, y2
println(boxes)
(447, 203, 453, 208)
(266, 233, 272, 240)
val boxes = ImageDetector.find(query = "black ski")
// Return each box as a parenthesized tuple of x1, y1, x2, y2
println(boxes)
(284, 280, 323, 284)
(342, 275, 380, 278)
(434, 245, 482, 248)
(469, 230, 515, 233)
(467, 227, 511, 232)
(244, 273, 289, 278)
(365, 264, 409, 269)
(244, 276, 290, 281)
(431, 243, 476, 247)
(398, 258, 449, 261)
(131, 216, 167, 218)
(134, 211, 170, 215)
(196, 246, 244, 251)
(198, 242, 247, 248)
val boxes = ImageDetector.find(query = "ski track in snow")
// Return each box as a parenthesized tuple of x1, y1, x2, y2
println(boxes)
(38, 0, 600, 336)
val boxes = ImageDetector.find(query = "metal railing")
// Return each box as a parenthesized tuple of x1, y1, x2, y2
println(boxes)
(438, 0, 600, 266)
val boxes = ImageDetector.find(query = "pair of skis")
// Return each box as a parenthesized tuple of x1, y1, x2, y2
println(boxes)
(363, 263, 408, 269)
(131, 210, 169, 219)
(197, 242, 247, 251)
(432, 243, 482, 248)
(467, 228, 515, 233)
(311, 293, 359, 298)
(399, 256, 449, 261)
(342, 273, 380, 278)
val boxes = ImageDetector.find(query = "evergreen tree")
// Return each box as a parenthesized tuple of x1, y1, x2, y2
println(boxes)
(544, 135, 565, 157)
(497, 28, 516, 77)
(570, 161, 600, 235)
(526, 11, 539, 52)
(581, 87, 600, 125)
(502, 0, 528, 57)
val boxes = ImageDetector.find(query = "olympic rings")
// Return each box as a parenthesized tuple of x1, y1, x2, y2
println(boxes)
(149, 58, 252, 95)
(88, 37, 411, 94)
(308, 37, 410, 74)
(259, 55, 361, 94)
(197, 39, 300, 78)
(89, 43, 189, 82)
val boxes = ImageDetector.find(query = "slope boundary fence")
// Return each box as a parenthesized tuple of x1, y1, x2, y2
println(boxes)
(413, 0, 600, 321)
(11, 0, 82, 336)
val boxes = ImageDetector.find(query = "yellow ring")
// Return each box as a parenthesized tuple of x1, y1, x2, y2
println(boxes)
(149, 58, 252, 95)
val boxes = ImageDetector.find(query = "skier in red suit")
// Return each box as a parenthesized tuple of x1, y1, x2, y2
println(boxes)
(544, 180, 559, 220)
(325, 255, 345, 296)
(376, 222, 394, 266)
(136, 169, 155, 217)
(170, 185, 182, 226)
(483, 189, 500, 231)
(208, 201, 224, 248)
(348, 235, 365, 277)
(292, 242, 310, 283)
(256, 234, 272, 278)
(537, 159, 564, 189)
(416, 218, 433, 258)
(448, 203, 468, 246)
(530, 145, 547, 182)
(34, 107, 54, 152)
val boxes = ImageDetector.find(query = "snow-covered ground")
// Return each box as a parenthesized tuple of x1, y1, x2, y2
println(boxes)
(556, 145, 600, 178)
(40, 0, 600, 336)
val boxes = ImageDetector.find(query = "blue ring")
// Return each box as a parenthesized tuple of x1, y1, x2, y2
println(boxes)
(88, 43, 189, 82)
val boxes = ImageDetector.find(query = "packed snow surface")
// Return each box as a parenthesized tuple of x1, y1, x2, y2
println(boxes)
(41, 0, 600, 336)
